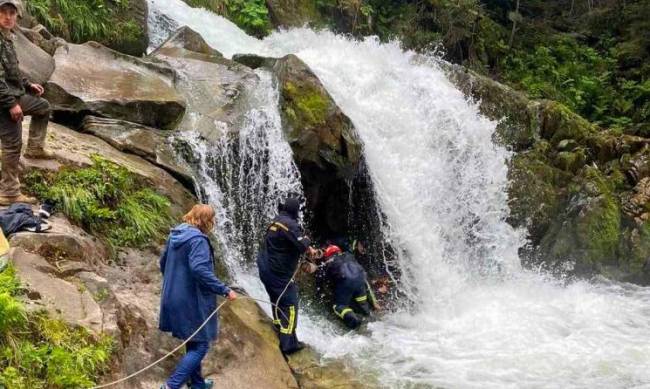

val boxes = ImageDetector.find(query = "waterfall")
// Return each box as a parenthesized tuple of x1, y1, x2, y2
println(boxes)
(148, 1, 650, 388)
(172, 69, 304, 298)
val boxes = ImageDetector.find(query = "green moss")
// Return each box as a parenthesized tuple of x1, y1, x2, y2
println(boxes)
(619, 222, 650, 275)
(0, 267, 112, 388)
(554, 149, 587, 173)
(573, 167, 621, 266)
(507, 143, 572, 242)
(24, 155, 173, 249)
(540, 101, 595, 145)
(282, 81, 330, 130)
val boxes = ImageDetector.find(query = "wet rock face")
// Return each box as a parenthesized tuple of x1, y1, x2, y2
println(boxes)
(45, 42, 186, 129)
(148, 27, 258, 143)
(272, 54, 363, 236)
(446, 61, 650, 283)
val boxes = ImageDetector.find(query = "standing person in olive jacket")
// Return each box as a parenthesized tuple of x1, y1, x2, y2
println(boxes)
(159, 204, 237, 389)
(257, 197, 316, 355)
(0, 0, 52, 205)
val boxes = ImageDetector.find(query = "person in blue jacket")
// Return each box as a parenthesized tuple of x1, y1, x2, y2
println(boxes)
(159, 204, 237, 389)
(257, 196, 316, 355)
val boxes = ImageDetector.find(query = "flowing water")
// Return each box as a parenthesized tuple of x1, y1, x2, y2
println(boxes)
(148, 2, 650, 388)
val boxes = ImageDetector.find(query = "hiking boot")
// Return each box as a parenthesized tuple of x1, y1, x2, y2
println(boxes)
(23, 148, 55, 160)
(188, 379, 214, 389)
(0, 193, 37, 205)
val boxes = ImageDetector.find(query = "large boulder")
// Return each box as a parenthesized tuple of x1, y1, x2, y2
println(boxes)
(14, 28, 54, 85)
(81, 115, 195, 191)
(148, 27, 257, 142)
(22, 119, 195, 219)
(10, 214, 108, 266)
(11, 247, 105, 333)
(44, 42, 186, 130)
(258, 53, 363, 236)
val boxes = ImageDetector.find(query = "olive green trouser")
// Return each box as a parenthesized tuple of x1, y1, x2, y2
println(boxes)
(0, 94, 50, 197)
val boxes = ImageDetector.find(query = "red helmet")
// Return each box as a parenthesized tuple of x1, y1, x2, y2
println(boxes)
(323, 244, 341, 259)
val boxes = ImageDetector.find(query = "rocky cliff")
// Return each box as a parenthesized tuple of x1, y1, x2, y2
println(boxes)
(2, 19, 376, 388)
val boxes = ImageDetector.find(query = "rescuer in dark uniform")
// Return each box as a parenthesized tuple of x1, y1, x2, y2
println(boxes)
(319, 244, 379, 329)
(257, 197, 316, 355)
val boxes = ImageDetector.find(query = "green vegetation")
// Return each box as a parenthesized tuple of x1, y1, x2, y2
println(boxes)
(25, 155, 173, 249)
(0, 266, 112, 388)
(26, 0, 143, 53)
(184, 0, 271, 37)
(309, 0, 649, 132)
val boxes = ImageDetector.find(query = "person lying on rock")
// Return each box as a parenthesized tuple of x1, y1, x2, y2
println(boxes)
(257, 196, 317, 355)
(159, 204, 237, 389)
(315, 243, 380, 330)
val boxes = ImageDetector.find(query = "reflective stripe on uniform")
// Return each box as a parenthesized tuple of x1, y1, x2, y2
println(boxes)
(280, 305, 296, 334)
(271, 222, 289, 232)
(333, 305, 353, 319)
(366, 281, 378, 307)
(354, 295, 368, 302)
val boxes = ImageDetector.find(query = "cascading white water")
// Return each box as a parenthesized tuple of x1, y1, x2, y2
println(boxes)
(172, 69, 304, 299)
(149, 1, 650, 388)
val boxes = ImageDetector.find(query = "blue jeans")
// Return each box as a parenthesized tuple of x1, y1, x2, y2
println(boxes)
(166, 341, 210, 389)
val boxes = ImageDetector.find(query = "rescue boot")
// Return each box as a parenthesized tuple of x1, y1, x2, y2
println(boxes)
(282, 341, 306, 355)
(342, 311, 362, 330)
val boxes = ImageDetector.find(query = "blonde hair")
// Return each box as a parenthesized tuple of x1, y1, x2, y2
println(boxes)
(183, 204, 215, 234)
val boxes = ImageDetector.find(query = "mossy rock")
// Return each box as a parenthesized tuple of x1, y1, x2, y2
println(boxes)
(553, 148, 587, 174)
(507, 141, 572, 243)
(539, 166, 622, 274)
(618, 222, 650, 281)
(539, 100, 596, 146)
(273, 54, 361, 173)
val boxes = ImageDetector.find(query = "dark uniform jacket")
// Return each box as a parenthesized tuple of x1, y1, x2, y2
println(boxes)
(324, 252, 366, 282)
(260, 211, 311, 282)
(0, 30, 29, 109)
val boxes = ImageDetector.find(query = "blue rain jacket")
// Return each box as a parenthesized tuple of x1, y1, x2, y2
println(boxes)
(159, 223, 231, 342)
